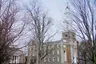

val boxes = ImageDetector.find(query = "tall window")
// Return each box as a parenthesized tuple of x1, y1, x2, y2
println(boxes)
(32, 52, 35, 56)
(44, 58, 46, 62)
(57, 50, 59, 54)
(63, 45, 66, 48)
(57, 44, 60, 48)
(48, 45, 51, 49)
(52, 50, 55, 55)
(53, 57, 55, 62)
(30, 47, 31, 50)
(33, 46, 35, 49)
(48, 58, 51, 62)
(44, 45, 46, 50)
(52, 45, 54, 48)
(57, 57, 59, 62)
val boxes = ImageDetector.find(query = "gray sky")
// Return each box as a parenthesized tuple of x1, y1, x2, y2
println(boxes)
(19, 0, 68, 53)
(40, 0, 68, 40)
(20, 0, 68, 41)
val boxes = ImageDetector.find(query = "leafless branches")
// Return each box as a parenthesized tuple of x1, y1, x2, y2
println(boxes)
(0, 0, 25, 63)
(67, 0, 96, 64)
(25, 0, 53, 64)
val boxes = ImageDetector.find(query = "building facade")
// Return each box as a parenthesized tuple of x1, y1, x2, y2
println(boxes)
(9, 50, 26, 64)
(27, 31, 77, 64)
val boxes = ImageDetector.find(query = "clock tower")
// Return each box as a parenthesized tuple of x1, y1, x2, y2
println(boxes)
(62, 3, 77, 64)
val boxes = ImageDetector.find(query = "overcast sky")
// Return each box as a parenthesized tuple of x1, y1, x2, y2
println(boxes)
(40, 0, 68, 40)
(19, 0, 69, 53)
(19, 0, 68, 41)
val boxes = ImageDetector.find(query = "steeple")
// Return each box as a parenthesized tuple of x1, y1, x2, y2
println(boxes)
(65, 2, 71, 14)
(64, 2, 73, 32)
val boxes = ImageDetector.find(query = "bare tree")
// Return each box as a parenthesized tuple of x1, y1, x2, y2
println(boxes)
(63, 0, 96, 64)
(25, 0, 53, 64)
(0, 0, 25, 64)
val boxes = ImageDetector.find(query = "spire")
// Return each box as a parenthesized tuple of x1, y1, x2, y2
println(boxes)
(65, 2, 71, 15)
(65, 2, 70, 11)
(64, 2, 73, 32)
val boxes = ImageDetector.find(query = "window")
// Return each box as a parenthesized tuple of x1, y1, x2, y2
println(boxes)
(44, 45, 46, 50)
(50, 45, 52, 48)
(52, 50, 55, 55)
(33, 46, 35, 48)
(57, 50, 59, 54)
(53, 57, 55, 62)
(44, 58, 46, 62)
(30, 47, 31, 50)
(63, 45, 66, 48)
(52, 45, 54, 48)
(32, 52, 35, 56)
(48, 58, 50, 62)
(57, 44, 60, 48)
(57, 57, 59, 62)
(48, 46, 50, 49)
